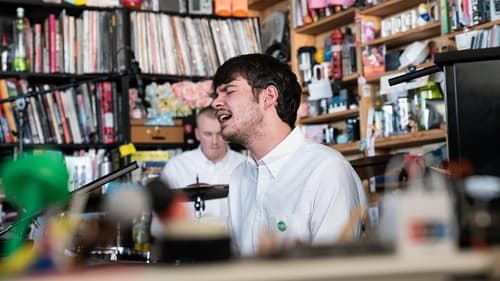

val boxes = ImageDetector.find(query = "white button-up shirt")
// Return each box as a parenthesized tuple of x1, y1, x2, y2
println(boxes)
(228, 128, 367, 256)
(161, 147, 245, 219)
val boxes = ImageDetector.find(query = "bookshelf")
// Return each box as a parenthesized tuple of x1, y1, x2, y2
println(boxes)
(286, 0, 495, 158)
(0, 1, 263, 191)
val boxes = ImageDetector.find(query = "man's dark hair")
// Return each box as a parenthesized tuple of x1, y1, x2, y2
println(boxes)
(212, 54, 301, 129)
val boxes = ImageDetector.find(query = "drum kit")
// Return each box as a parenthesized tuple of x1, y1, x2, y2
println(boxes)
(157, 181, 232, 263)
(80, 180, 230, 264)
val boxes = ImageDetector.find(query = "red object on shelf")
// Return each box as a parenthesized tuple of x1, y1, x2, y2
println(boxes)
(121, 0, 142, 10)
(330, 28, 344, 80)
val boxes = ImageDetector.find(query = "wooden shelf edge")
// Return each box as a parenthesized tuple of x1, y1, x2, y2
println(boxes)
(329, 141, 362, 154)
(301, 73, 360, 94)
(362, 22, 441, 48)
(359, 0, 429, 17)
(446, 19, 500, 39)
(295, 8, 357, 35)
(299, 108, 359, 124)
(342, 73, 359, 83)
(248, 0, 285, 10)
(375, 129, 446, 150)
(364, 61, 434, 83)
(0, 143, 120, 149)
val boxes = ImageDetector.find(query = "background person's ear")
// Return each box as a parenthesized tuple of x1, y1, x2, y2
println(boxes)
(194, 127, 201, 141)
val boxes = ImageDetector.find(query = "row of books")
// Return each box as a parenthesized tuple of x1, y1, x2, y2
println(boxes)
(64, 148, 109, 192)
(21, 9, 121, 74)
(0, 79, 121, 145)
(130, 12, 262, 76)
(443, 0, 495, 32)
(455, 24, 500, 50)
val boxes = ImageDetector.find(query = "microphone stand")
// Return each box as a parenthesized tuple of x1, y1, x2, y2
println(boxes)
(0, 70, 132, 154)
(388, 65, 443, 86)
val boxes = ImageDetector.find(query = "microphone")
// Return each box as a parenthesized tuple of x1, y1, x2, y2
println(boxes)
(388, 65, 442, 86)
(129, 51, 147, 109)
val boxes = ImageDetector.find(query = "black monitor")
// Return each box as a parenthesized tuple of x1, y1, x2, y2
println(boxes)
(390, 47, 500, 176)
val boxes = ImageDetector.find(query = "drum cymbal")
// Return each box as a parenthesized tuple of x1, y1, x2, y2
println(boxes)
(175, 183, 229, 201)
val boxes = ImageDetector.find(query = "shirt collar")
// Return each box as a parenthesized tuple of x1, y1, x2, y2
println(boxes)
(252, 127, 305, 178)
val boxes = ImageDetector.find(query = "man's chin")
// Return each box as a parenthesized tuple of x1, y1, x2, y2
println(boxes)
(222, 132, 245, 146)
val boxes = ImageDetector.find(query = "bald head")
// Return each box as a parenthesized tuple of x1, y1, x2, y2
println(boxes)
(195, 107, 228, 163)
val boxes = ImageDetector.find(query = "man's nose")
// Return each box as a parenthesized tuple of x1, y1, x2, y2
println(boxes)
(211, 134, 220, 144)
(212, 94, 225, 109)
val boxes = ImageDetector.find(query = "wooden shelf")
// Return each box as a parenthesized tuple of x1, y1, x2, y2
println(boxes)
(248, 0, 285, 10)
(446, 19, 500, 39)
(329, 141, 361, 154)
(0, 143, 120, 150)
(375, 129, 446, 150)
(299, 108, 359, 124)
(295, 8, 357, 35)
(362, 21, 441, 49)
(359, 0, 428, 17)
(302, 73, 360, 94)
(342, 73, 359, 84)
(140, 73, 212, 82)
(365, 61, 434, 83)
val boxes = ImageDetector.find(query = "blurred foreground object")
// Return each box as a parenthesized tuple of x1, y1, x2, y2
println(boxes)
(145, 178, 231, 263)
(379, 155, 458, 256)
(0, 152, 69, 275)
(1, 153, 69, 256)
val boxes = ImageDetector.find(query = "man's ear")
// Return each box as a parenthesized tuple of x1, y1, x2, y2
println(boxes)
(194, 127, 201, 141)
(263, 85, 279, 108)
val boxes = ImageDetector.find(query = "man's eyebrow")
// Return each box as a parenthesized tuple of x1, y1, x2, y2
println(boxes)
(215, 82, 237, 93)
(218, 84, 229, 92)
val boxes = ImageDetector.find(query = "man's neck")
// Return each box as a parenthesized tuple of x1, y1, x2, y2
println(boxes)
(248, 121, 292, 161)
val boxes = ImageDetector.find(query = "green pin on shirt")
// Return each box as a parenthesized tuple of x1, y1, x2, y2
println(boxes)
(277, 220, 287, 232)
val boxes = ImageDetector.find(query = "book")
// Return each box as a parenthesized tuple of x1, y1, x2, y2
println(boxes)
(65, 155, 93, 192)
(361, 44, 386, 78)
(0, 79, 17, 142)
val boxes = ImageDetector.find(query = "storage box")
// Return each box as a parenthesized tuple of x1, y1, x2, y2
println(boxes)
(130, 119, 184, 144)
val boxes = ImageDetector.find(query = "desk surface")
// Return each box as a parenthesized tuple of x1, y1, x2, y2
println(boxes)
(14, 251, 493, 281)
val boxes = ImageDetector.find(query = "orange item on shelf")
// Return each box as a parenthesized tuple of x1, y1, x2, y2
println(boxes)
(215, 0, 232, 16)
(232, 0, 248, 17)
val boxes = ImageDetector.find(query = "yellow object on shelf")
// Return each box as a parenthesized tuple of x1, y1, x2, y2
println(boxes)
(119, 143, 137, 157)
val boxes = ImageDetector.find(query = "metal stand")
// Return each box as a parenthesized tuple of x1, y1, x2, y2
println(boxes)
(14, 97, 26, 154)
(194, 194, 205, 219)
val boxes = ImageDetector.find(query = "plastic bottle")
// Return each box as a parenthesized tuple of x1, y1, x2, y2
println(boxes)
(342, 27, 356, 76)
(132, 210, 151, 252)
(330, 28, 344, 80)
(13, 7, 29, 72)
(99, 155, 112, 193)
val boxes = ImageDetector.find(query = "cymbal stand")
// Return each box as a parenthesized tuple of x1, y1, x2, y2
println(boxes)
(194, 193, 205, 219)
